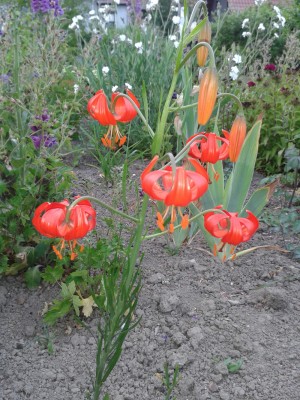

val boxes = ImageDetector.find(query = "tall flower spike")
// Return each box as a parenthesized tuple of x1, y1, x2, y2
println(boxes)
(87, 89, 140, 150)
(197, 19, 212, 67)
(141, 156, 209, 233)
(226, 114, 247, 162)
(32, 198, 96, 259)
(198, 67, 218, 126)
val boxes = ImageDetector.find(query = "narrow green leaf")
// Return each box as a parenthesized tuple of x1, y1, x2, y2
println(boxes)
(225, 119, 262, 212)
(141, 81, 149, 123)
(241, 180, 277, 217)
(25, 266, 41, 289)
(183, 18, 207, 46)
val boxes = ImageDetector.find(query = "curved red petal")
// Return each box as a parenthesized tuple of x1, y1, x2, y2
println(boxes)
(114, 89, 140, 123)
(185, 170, 209, 200)
(87, 90, 116, 125)
(222, 216, 244, 245)
(32, 202, 67, 238)
(141, 170, 169, 201)
(187, 158, 209, 181)
(164, 168, 194, 207)
(141, 156, 159, 181)
(239, 210, 259, 241)
(204, 213, 229, 238)
(187, 134, 203, 159)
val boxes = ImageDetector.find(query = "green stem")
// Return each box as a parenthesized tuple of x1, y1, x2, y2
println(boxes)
(169, 102, 198, 112)
(13, 28, 23, 136)
(66, 196, 139, 223)
(177, 42, 215, 72)
(152, 73, 179, 156)
(217, 93, 244, 114)
(143, 207, 224, 240)
(112, 94, 155, 138)
(186, 0, 208, 32)
(125, 194, 149, 287)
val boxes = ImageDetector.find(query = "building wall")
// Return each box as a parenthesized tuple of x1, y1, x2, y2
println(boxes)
(115, 5, 128, 28)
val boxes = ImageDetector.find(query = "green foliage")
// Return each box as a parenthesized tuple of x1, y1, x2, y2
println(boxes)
(242, 72, 300, 175)
(162, 362, 180, 400)
(212, 3, 296, 61)
(78, 24, 177, 154)
(24, 266, 42, 288)
(43, 230, 128, 324)
(224, 358, 243, 374)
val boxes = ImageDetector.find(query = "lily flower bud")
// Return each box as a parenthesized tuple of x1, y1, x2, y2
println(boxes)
(197, 67, 218, 126)
(197, 20, 212, 67)
(228, 114, 247, 162)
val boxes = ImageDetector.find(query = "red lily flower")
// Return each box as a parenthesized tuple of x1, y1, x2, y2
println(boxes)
(32, 198, 96, 260)
(141, 156, 209, 232)
(87, 89, 140, 150)
(187, 132, 229, 164)
(204, 206, 259, 257)
(187, 132, 229, 181)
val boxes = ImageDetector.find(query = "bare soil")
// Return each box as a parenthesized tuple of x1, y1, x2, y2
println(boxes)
(1, 159, 300, 400)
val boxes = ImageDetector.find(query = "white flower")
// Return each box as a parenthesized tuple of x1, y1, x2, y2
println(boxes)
(112, 85, 118, 92)
(278, 15, 286, 27)
(229, 66, 239, 80)
(232, 54, 242, 64)
(274, 32, 279, 38)
(273, 5, 281, 14)
(254, 0, 265, 4)
(73, 84, 79, 94)
(92, 28, 98, 34)
(137, 48, 143, 54)
(174, 41, 179, 48)
(119, 34, 126, 42)
(168, 34, 177, 41)
(76, 15, 83, 21)
(125, 82, 132, 90)
(89, 10, 95, 15)
(172, 15, 181, 25)
(92, 69, 98, 77)
(241, 18, 249, 29)
(190, 21, 197, 31)
(273, 22, 279, 29)
(102, 66, 110, 75)
(135, 42, 143, 49)
(146, 0, 158, 11)
(90, 15, 100, 21)
(114, 0, 120, 4)
(69, 22, 79, 29)
(127, 38, 133, 44)
(258, 23, 265, 31)
(242, 31, 251, 38)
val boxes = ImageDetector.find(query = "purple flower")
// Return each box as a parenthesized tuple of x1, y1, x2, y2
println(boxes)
(247, 81, 256, 87)
(31, 0, 63, 16)
(30, 134, 57, 149)
(0, 74, 11, 84)
(135, 0, 142, 17)
(264, 64, 276, 71)
(35, 110, 50, 122)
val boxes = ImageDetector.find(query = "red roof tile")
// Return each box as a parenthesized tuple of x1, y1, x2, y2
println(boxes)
(228, 0, 290, 11)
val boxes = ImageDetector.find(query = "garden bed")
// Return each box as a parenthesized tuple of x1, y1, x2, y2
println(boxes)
(1, 160, 300, 400)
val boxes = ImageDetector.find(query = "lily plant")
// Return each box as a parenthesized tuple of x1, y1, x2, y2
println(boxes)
(31, 1, 281, 398)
